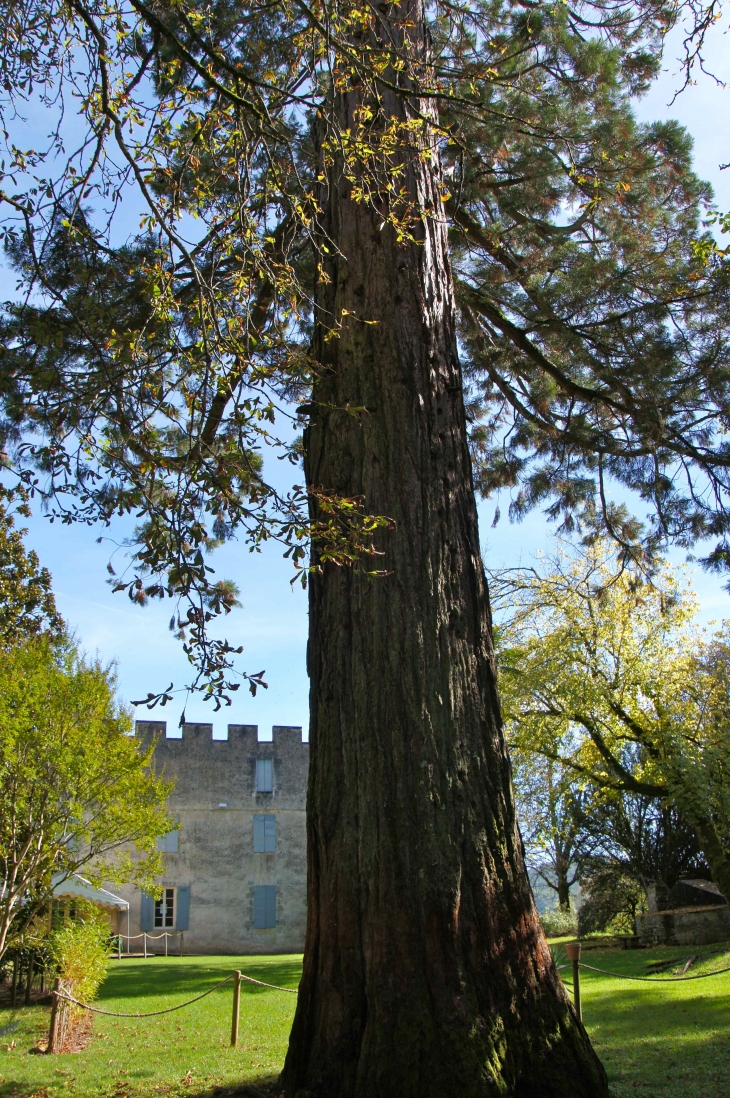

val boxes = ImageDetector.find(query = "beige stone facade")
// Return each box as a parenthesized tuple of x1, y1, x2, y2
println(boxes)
(116, 720, 309, 955)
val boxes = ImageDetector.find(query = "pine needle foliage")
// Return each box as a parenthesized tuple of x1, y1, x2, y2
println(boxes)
(0, 0, 727, 700)
(0, 486, 65, 647)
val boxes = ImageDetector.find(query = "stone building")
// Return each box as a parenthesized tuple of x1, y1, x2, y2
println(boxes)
(115, 720, 309, 954)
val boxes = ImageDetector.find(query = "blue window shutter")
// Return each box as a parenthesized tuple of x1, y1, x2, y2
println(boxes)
(253, 886, 266, 928)
(256, 759, 273, 792)
(157, 831, 179, 853)
(176, 886, 190, 931)
(265, 885, 276, 928)
(264, 815, 276, 853)
(253, 815, 265, 853)
(253, 885, 276, 928)
(140, 893, 154, 932)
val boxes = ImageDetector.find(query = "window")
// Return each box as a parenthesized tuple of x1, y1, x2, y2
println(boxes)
(256, 759, 273, 793)
(154, 887, 175, 928)
(51, 900, 76, 929)
(253, 814, 276, 853)
(157, 830, 179, 853)
(253, 885, 276, 929)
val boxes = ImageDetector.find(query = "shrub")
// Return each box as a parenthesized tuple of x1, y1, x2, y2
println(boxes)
(49, 901, 110, 1015)
(540, 907, 578, 937)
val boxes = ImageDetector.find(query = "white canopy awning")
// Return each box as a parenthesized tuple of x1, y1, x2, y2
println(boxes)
(52, 873, 129, 910)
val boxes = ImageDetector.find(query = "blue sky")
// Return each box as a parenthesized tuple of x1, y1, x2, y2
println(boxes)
(11, 18, 730, 738)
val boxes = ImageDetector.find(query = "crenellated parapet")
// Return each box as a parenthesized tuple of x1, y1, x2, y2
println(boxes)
(135, 720, 308, 811)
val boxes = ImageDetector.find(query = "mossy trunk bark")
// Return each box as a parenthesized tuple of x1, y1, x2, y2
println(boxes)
(280, 5, 608, 1095)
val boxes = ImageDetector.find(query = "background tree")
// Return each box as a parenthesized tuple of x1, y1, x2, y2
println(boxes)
(1, 0, 729, 1093)
(575, 786, 709, 932)
(493, 542, 730, 902)
(0, 486, 65, 647)
(576, 865, 647, 936)
(577, 785, 710, 909)
(0, 637, 174, 962)
(509, 751, 591, 912)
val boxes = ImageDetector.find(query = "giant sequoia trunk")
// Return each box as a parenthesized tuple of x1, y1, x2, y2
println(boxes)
(281, 7, 608, 1095)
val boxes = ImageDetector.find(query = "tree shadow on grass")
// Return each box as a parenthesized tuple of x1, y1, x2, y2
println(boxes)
(99, 959, 302, 1001)
(0, 1074, 283, 1098)
(207, 1076, 282, 1097)
(584, 983, 730, 1037)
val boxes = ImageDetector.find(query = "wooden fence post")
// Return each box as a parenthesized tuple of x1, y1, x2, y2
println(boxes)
(230, 971, 241, 1047)
(47, 977, 62, 1054)
(179, 932, 184, 957)
(143, 933, 147, 959)
(565, 941, 582, 1022)
(10, 956, 18, 1008)
(117, 935, 122, 960)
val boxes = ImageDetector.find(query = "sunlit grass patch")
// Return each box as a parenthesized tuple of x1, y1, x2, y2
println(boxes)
(0, 955, 300, 1097)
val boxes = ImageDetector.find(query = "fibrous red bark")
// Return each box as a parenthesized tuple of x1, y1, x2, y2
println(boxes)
(281, 6, 609, 1094)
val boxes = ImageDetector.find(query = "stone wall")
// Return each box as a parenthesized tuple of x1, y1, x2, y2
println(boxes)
(115, 721, 309, 954)
(635, 904, 730, 947)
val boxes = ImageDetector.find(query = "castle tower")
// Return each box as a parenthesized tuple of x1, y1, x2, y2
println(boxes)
(115, 721, 309, 954)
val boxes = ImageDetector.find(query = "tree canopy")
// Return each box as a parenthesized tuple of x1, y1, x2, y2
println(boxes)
(493, 541, 730, 900)
(0, 486, 65, 647)
(507, 750, 589, 912)
(0, 0, 728, 700)
(0, 637, 174, 961)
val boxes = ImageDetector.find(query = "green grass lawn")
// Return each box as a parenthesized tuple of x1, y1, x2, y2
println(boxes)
(574, 939, 730, 1097)
(0, 942, 728, 1097)
(0, 955, 299, 1098)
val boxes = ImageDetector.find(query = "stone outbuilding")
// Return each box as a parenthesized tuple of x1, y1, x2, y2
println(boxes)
(115, 720, 309, 955)
(635, 879, 730, 947)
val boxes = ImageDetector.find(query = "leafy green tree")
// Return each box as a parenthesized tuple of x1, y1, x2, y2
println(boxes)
(509, 752, 590, 912)
(1, 0, 729, 1091)
(0, 637, 174, 962)
(494, 542, 730, 902)
(576, 785, 710, 910)
(0, 487, 65, 647)
(577, 864, 646, 936)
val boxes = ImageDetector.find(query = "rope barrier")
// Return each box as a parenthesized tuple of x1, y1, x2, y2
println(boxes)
(54, 974, 234, 1017)
(116, 932, 179, 942)
(580, 960, 730, 983)
(239, 973, 298, 994)
(53, 970, 299, 1018)
(558, 961, 730, 983)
